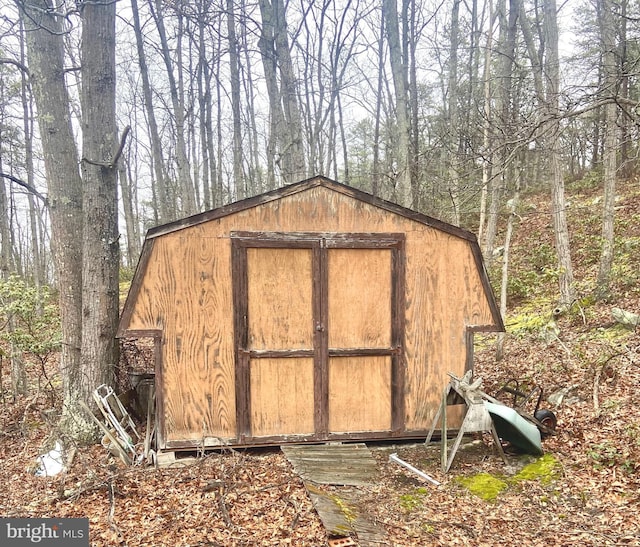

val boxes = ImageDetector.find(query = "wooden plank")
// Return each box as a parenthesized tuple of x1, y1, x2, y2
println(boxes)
(232, 238, 249, 440)
(155, 451, 198, 469)
(304, 484, 388, 546)
(314, 244, 328, 436)
(391, 241, 406, 434)
(281, 443, 379, 486)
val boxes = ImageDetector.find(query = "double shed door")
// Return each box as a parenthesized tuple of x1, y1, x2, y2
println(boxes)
(232, 232, 405, 443)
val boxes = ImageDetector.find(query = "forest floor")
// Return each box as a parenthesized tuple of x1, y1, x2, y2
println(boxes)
(1, 178, 640, 546)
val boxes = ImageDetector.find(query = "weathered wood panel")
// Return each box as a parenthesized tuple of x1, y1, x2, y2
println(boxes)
(250, 357, 315, 436)
(282, 444, 388, 544)
(281, 443, 379, 486)
(403, 230, 495, 430)
(328, 248, 391, 349)
(328, 356, 391, 432)
(126, 231, 238, 444)
(247, 247, 313, 350)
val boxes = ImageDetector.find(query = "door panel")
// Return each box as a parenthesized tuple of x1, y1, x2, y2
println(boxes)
(250, 357, 315, 436)
(246, 247, 315, 437)
(327, 248, 393, 433)
(234, 233, 404, 442)
(328, 248, 392, 348)
(247, 247, 313, 350)
(328, 356, 392, 432)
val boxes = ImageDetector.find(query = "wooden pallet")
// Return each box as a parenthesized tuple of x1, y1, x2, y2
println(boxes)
(282, 443, 387, 546)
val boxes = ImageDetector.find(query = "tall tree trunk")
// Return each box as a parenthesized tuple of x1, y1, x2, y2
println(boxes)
(241, 3, 263, 194)
(258, 0, 306, 184)
(227, 0, 245, 198)
(273, 0, 306, 182)
(215, 50, 226, 200)
(79, 0, 120, 440)
(518, 0, 576, 306)
(544, 0, 576, 307)
(118, 159, 141, 267)
(18, 0, 84, 432)
(196, 3, 212, 210)
(447, 0, 461, 225)
(0, 160, 26, 397)
(382, 0, 412, 207)
(596, 0, 619, 300)
(407, 0, 420, 205)
(484, 0, 517, 264)
(372, 12, 386, 197)
(258, 0, 287, 187)
(19, 19, 44, 289)
(618, 0, 629, 179)
(479, 0, 496, 244)
(496, 185, 520, 360)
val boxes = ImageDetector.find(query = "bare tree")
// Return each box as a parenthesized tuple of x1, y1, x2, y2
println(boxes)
(446, 0, 462, 225)
(483, 0, 517, 264)
(17, 0, 84, 433)
(517, 0, 576, 306)
(257, 0, 306, 184)
(77, 0, 120, 439)
(596, 0, 620, 300)
(131, 0, 173, 223)
(149, 0, 197, 215)
(382, 0, 412, 207)
(227, 0, 245, 198)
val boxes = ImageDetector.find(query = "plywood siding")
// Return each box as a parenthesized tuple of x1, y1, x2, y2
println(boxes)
(126, 226, 238, 443)
(327, 248, 392, 348)
(403, 231, 494, 429)
(250, 357, 315, 436)
(123, 185, 497, 446)
(247, 247, 314, 350)
(328, 356, 392, 433)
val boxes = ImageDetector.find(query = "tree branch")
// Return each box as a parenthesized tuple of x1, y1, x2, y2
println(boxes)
(81, 126, 131, 169)
(0, 58, 30, 76)
(0, 172, 47, 204)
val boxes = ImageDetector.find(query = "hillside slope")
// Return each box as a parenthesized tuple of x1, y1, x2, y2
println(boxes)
(0, 178, 638, 546)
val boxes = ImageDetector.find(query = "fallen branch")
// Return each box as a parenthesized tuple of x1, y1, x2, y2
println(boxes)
(216, 490, 233, 528)
(107, 479, 126, 541)
(592, 365, 602, 417)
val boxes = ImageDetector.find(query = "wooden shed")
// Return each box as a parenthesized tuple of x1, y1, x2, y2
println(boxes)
(117, 176, 504, 451)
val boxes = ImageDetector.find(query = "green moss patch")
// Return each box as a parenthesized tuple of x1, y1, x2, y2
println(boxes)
(455, 472, 508, 501)
(456, 455, 561, 501)
(399, 487, 429, 511)
(513, 454, 561, 484)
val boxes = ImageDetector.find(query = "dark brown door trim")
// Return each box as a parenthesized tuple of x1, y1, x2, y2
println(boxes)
(231, 232, 406, 442)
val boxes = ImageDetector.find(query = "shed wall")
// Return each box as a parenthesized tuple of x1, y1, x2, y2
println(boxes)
(125, 186, 496, 446)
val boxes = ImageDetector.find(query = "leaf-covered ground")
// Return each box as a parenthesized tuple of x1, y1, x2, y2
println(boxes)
(1, 179, 639, 546)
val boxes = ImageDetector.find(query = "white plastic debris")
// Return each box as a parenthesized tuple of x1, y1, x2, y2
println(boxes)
(35, 440, 65, 477)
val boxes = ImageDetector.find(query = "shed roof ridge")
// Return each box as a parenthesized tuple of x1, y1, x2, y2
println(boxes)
(144, 175, 477, 243)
